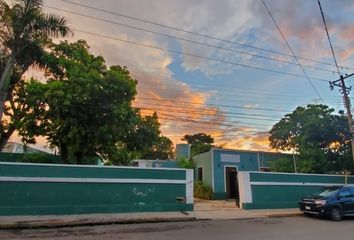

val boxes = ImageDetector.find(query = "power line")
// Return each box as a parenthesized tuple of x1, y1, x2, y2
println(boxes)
(262, 0, 324, 102)
(152, 111, 260, 134)
(317, 0, 341, 77)
(135, 102, 279, 122)
(45, 5, 341, 75)
(72, 28, 330, 82)
(137, 97, 289, 112)
(57, 0, 354, 71)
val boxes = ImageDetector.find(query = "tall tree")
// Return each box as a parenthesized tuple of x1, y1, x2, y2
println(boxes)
(16, 40, 137, 164)
(0, 0, 70, 121)
(15, 40, 175, 164)
(269, 104, 353, 173)
(182, 133, 214, 156)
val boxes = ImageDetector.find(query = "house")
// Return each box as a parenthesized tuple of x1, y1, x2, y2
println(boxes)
(2, 142, 49, 154)
(193, 148, 287, 200)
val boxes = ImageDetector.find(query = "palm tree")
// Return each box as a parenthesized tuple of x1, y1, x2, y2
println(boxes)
(0, 0, 71, 120)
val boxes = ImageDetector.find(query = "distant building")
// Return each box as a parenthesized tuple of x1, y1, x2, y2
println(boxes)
(132, 159, 178, 168)
(176, 143, 190, 160)
(2, 142, 48, 154)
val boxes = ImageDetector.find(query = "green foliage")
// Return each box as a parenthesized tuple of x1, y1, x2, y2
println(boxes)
(270, 156, 295, 173)
(141, 136, 175, 160)
(269, 104, 353, 173)
(177, 157, 195, 169)
(194, 181, 213, 200)
(14, 40, 174, 165)
(182, 133, 214, 156)
(123, 112, 175, 160)
(18, 152, 60, 164)
(104, 148, 141, 166)
(16, 40, 137, 164)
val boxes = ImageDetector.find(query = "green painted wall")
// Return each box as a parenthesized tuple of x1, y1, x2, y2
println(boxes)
(244, 185, 323, 209)
(0, 162, 192, 216)
(243, 172, 354, 209)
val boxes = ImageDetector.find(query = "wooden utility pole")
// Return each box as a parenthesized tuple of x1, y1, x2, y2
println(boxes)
(330, 73, 354, 167)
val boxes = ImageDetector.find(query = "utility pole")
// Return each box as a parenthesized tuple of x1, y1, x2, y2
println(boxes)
(329, 73, 354, 168)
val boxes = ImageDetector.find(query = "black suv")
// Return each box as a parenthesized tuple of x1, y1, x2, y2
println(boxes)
(299, 185, 354, 221)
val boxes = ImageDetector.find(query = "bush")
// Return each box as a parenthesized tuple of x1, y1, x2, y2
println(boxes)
(177, 157, 195, 169)
(19, 153, 60, 164)
(194, 181, 213, 200)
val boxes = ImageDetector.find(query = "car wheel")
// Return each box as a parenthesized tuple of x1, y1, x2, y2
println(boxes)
(329, 207, 342, 221)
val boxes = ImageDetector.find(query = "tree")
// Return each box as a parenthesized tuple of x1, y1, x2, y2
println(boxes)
(142, 136, 175, 160)
(124, 112, 175, 160)
(182, 133, 214, 156)
(0, 0, 70, 146)
(269, 104, 353, 173)
(16, 40, 137, 164)
(15, 40, 175, 165)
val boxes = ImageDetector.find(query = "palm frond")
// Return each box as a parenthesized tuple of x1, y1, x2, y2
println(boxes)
(35, 13, 72, 38)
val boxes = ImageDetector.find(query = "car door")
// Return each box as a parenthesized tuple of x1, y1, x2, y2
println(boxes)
(348, 187, 354, 214)
(337, 188, 352, 214)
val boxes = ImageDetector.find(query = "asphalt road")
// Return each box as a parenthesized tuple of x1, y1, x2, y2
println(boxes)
(1, 216, 353, 240)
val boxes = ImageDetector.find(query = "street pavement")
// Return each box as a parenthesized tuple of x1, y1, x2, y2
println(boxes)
(1, 216, 353, 240)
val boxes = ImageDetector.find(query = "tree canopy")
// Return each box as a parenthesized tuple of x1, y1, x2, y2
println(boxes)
(182, 133, 214, 156)
(269, 104, 353, 173)
(15, 40, 174, 164)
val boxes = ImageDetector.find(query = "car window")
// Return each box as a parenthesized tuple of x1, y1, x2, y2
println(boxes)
(314, 187, 340, 197)
(338, 189, 351, 198)
(349, 188, 354, 197)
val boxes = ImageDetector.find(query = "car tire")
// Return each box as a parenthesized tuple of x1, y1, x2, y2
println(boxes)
(329, 207, 342, 221)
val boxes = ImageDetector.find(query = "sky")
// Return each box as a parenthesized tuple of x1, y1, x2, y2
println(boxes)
(10, 0, 354, 152)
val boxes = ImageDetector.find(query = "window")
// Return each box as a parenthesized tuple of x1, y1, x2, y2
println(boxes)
(338, 189, 351, 198)
(197, 167, 203, 181)
(348, 187, 354, 197)
(220, 154, 240, 163)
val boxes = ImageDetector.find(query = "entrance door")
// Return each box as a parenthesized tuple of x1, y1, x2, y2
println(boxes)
(225, 167, 239, 206)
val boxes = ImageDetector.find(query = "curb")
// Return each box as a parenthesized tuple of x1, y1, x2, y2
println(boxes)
(265, 212, 303, 218)
(194, 213, 302, 221)
(0, 215, 196, 229)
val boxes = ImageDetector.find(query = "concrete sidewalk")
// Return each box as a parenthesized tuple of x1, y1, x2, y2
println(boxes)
(0, 200, 302, 229)
(193, 199, 301, 220)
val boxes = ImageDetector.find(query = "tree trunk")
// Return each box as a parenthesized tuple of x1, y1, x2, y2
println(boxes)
(59, 142, 69, 164)
(0, 125, 16, 151)
(0, 53, 16, 121)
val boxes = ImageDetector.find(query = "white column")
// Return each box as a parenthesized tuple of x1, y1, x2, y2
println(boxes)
(238, 171, 252, 208)
(185, 169, 194, 204)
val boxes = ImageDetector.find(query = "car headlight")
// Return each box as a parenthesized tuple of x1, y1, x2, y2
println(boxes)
(314, 199, 326, 205)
